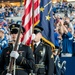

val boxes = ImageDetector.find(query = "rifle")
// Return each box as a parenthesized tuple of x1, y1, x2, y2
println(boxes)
(8, 24, 22, 75)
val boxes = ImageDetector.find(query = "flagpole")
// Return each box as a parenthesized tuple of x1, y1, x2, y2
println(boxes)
(31, 0, 34, 52)
(30, 1, 34, 74)
(32, 0, 34, 27)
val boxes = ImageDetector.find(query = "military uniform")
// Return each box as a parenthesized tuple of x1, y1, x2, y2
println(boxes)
(34, 42, 54, 75)
(0, 43, 35, 75)
(33, 26, 54, 75)
(0, 24, 35, 75)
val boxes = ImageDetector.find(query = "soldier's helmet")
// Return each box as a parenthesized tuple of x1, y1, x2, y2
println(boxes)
(9, 24, 25, 34)
(34, 26, 43, 34)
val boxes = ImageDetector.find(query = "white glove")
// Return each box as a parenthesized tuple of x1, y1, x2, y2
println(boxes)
(10, 51, 19, 59)
(32, 33, 35, 40)
(6, 73, 12, 75)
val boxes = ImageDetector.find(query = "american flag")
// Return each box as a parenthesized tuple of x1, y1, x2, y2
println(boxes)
(22, 0, 40, 45)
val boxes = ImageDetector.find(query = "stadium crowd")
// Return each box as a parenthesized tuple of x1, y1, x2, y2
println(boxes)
(0, 2, 75, 75)
(0, 2, 74, 56)
(53, 2, 75, 57)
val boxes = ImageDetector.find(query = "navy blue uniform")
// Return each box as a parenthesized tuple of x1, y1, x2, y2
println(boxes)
(34, 42, 54, 75)
(0, 43, 35, 75)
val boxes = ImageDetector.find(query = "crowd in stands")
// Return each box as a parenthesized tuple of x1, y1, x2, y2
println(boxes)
(0, 2, 75, 58)
(0, 5, 24, 19)
(0, 2, 75, 75)
(53, 2, 75, 57)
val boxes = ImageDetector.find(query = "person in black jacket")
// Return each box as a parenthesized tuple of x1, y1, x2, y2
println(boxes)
(0, 24, 35, 75)
(33, 26, 54, 75)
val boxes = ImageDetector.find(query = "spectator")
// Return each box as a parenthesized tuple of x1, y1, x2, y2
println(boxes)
(0, 28, 8, 55)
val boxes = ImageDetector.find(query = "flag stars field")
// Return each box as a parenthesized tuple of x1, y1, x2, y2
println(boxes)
(45, 15, 51, 21)
(40, 7, 44, 12)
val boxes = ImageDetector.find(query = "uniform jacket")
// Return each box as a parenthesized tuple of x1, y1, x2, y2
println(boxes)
(0, 43, 35, 75)
(34, 42, 54, 75)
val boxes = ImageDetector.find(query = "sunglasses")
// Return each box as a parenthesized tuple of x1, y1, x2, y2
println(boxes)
(11, 31, 18, 34)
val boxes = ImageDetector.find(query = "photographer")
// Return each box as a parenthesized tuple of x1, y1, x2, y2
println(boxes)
(57, 19, 73, 56)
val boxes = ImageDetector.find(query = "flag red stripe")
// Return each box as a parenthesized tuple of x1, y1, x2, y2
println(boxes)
(22, 15, 25, 26)
(22, 1, 32, 26)
(25, 1, 32, 17)
(22, 0, 40, 45)
(23, 17, 32, 35)
(34, 14, 40, 24)
(25, 36, 32, 45)
(34, 0, 39, 10)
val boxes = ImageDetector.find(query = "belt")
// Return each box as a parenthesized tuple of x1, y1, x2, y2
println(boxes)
(6, 65, 25, 72)
(16, 65, 25, 70)
(6, 65, 25, 71)
(35, 64, 45, 68)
